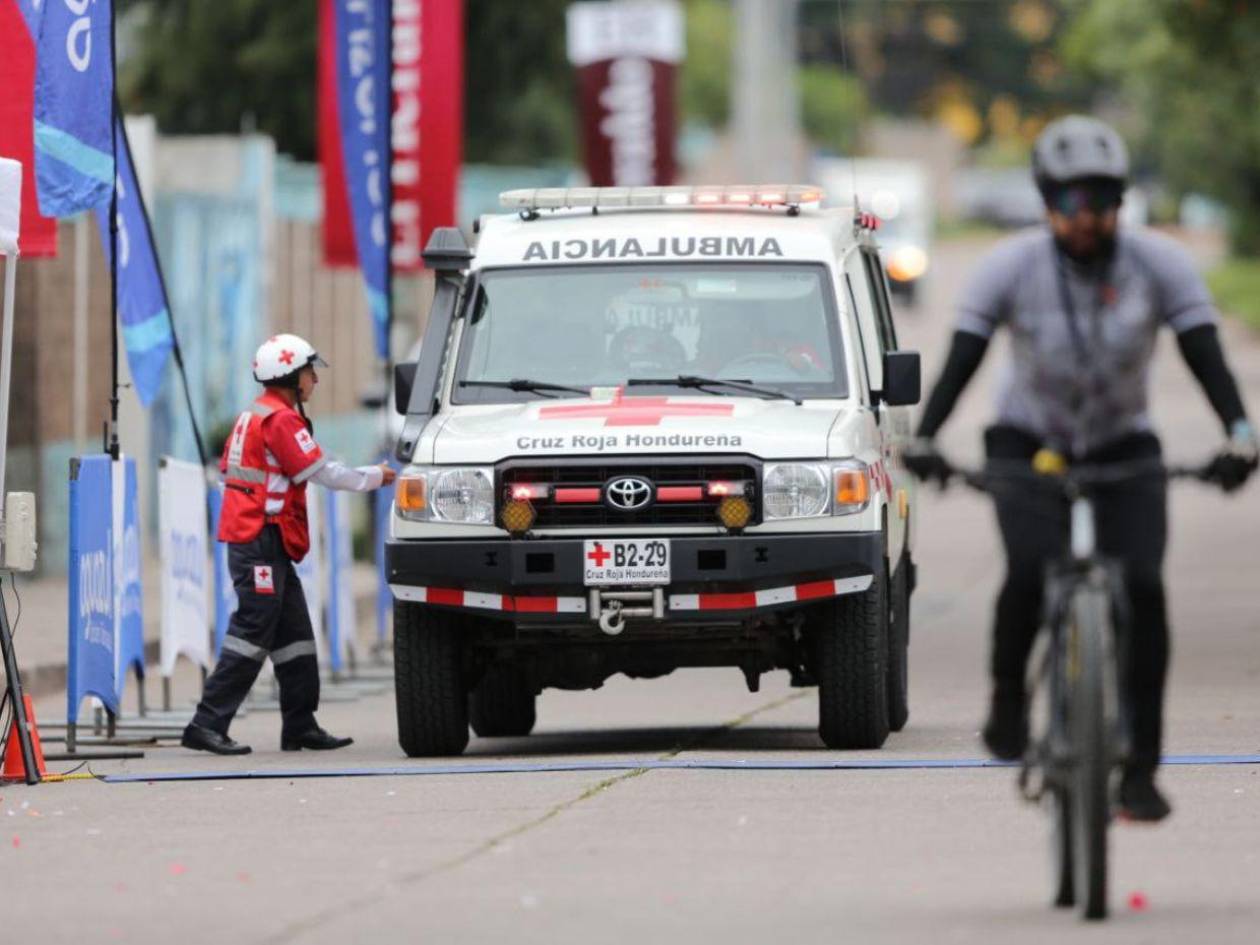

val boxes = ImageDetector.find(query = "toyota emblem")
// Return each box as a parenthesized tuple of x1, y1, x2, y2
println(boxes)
(605, 476, 653, 512)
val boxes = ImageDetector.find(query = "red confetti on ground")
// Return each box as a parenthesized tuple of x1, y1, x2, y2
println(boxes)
(1128, 891, 1149, 911)
(168, 863, 187, 877)
(11, 836, 19, 849)
(237, 872, 252, 884)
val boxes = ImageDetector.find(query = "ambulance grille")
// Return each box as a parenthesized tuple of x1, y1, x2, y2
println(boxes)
(499, 459, 760, 529)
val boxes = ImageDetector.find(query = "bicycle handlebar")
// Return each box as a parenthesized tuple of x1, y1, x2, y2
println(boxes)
(944, 456, 1216, 498)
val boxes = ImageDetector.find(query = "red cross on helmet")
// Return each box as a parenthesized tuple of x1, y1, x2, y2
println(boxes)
(253, 333, 328, 385)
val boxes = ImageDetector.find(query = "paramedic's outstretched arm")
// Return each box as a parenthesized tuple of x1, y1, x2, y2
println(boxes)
(309, 460, 390, 492)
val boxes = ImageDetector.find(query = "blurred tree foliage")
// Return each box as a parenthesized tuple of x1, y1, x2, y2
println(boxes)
(800, 0, 1091, 158)
(798, 65, 866, 155)
(120, 0, 319, 160)
(1063, 0, 1260, 253)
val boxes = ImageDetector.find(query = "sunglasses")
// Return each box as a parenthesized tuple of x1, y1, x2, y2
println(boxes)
(1046, 183, 1123, 216)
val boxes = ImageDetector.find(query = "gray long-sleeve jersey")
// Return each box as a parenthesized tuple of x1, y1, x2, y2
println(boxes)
(955, 227, 1218, 455)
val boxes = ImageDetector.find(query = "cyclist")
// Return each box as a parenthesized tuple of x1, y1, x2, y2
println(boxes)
(906, 115, 1258, 821)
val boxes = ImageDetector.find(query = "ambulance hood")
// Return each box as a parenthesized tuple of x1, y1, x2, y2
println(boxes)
(428, 395, 847, 464)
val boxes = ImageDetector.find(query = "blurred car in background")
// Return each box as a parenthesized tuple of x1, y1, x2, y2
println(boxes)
(814, 157, 934, 306)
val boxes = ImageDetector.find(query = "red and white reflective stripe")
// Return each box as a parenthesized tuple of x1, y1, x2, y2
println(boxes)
(668, 575, 873, 612)
(390, 585, 587, 614)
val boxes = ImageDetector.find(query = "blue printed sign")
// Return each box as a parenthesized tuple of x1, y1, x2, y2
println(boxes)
(207, 485, 236, 656)
(34, 0, 115, 217)
(333, 0, 391, 357)
(325, 488, 355, 673)
(373, 456, 397, 642)
(115, 456, 145, 701)
(95, 118, 173, 406)
(68, 454, 117, 719)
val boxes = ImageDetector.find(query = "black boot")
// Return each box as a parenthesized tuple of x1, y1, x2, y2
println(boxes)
(182, 723, 252, 756)
(1118, 767, 1172, 822)
(281, 726, 354, 751)
(982, 683, 1028, 761)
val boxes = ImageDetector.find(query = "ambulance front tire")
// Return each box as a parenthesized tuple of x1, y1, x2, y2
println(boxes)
(394, 601, 469, 757)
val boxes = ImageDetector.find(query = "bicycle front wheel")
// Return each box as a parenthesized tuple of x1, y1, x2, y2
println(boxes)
(1065, 584, 1116, 921)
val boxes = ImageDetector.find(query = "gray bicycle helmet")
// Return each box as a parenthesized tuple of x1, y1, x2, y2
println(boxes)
(1032, 115, 1129, 191)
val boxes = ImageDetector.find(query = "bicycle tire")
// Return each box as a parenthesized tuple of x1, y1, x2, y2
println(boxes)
(1066, 584, 1113, 920)
(1051, 785, 1075, 908)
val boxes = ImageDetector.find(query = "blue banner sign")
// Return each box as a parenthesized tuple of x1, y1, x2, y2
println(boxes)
(207, 484, 235, 657)
(325, 488, 355, 673)
(373, 457, 397, 642)
(68, 454, 117, 719)
(34, 0, 115, 217)
(333, 0, 391, 357)
(95, 118, 173, 405)
(115, 456, 145, 700)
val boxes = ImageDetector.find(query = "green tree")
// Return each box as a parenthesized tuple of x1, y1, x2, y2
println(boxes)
(799, 64, 866, 155)
(1064, 0, 1260, 252)
(121, 0, 319, 160)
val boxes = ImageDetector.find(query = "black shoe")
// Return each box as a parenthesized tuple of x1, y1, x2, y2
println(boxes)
(1118, 769, 1172, 823)
(982, 688, 1028, 761)
(181, 723, 252, 756)
(281, 726, 354, 751)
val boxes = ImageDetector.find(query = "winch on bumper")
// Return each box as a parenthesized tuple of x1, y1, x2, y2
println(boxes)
(386, 532, 883, 634)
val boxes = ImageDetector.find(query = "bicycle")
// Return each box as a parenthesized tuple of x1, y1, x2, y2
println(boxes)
(946, 453, 1212, 920)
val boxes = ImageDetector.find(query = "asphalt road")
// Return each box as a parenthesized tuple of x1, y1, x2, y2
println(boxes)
(5, 234, 1260, 944)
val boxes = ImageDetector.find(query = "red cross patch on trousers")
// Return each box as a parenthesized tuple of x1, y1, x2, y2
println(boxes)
(254, 565, 276, 595)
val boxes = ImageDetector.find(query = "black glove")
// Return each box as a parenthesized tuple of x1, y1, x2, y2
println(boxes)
(903, 438, 952, 486)
(1205, 422, 1259, 493)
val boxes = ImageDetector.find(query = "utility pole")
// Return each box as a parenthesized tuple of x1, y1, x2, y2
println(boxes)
(732, 0, 803, 183)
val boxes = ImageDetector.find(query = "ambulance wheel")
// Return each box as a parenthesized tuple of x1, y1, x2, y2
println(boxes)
(469, 665, 537, 738)
(394, 602, 469, 756)
(886, 559, 911, 733)
(815, 568, 890, 750)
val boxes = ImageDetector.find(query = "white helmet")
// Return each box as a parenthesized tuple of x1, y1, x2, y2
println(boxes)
(253, 334, 328, 385)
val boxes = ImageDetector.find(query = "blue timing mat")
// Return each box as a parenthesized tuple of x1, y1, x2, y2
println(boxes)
(98, 753, 1260, 784)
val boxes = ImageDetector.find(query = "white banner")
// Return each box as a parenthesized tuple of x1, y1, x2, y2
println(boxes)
(294, 483, 327, 667)
(0, 158, 19, 256)
(158, 457, 211, 676)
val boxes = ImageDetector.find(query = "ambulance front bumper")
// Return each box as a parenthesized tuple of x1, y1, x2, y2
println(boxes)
(385, 533, 882, 620)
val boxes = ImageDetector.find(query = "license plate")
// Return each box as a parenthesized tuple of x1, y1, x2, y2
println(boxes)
(583, 539, 671, 586)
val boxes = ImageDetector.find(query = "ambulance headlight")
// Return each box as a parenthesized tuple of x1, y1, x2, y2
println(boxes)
(762, 463, 830, 519)
(397, 466, 495, 524)
(762, 461, 872, 519)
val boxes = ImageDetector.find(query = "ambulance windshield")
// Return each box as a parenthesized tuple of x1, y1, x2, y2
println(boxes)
(454, 264, 848, 403)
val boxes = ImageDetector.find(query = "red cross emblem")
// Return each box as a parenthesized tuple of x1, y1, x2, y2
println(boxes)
(540, 389, 735, 427)
(586, 543, 611, 567)
(257, 567, 270, 581)
(278, 350, 295, 366)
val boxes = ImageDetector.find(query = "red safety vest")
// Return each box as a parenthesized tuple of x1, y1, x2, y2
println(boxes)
(217, 390, 323, 562)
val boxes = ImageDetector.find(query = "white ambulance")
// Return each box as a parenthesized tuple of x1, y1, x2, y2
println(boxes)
(387, 185, 921, 756)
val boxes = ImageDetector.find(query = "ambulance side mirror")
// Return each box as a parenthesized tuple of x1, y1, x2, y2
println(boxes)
(394, 361, 418, 415)
(881, 351, 921, 407)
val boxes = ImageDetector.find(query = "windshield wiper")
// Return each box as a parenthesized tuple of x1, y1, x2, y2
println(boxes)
(627, 375, 802, 406)
(460, 378, 590, 398)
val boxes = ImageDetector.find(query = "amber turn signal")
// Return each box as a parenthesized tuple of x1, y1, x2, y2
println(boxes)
(716, 496, 752, 530)
(397, 476, 427, 515)
(834, 468, 870, 509)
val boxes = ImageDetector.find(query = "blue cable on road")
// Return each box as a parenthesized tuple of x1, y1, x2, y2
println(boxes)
(98, 753, 1260, 784)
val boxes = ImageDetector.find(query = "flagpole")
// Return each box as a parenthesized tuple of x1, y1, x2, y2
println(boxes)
(383, 0, 396, 445)
(107, 3, 119, 460)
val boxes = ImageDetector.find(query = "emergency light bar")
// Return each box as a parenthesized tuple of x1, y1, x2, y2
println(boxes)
(499, 185, 825, 213)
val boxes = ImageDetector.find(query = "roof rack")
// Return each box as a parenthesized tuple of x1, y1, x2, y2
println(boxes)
(499, 184, 825, 217)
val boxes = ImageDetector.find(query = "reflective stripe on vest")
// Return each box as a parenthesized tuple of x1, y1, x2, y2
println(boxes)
(226, 464, 267, 484)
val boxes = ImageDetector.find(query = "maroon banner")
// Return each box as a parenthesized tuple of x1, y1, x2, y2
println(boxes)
(391, 0, 463, 272)
(318, 0, 355, 266)
(574, 58, 677, 187)
(0, 0, 57, 257)
(566, 1, 683, 188)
